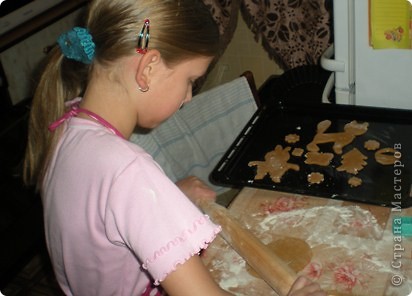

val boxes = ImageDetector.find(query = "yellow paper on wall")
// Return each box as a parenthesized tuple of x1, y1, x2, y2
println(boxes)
(370, 0, 411, 49)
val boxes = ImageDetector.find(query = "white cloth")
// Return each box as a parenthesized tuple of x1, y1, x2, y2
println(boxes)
(130, 76, 258, 194)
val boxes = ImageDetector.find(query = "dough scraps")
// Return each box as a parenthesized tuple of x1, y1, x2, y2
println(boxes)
(364, 139, 380, 151)
(248, 145, 300, 183)
(304, 151, 334, 166)
(308, 172, 325, 184)
(336, 148, 368, 175)
(285, 133, 300, 144)
(375, 147, 397, 165)
(348, 176, 362, 187)
(307, 120, 369, 154)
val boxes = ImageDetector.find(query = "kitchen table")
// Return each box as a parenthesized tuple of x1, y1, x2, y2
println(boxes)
(202, 187, 412, 296)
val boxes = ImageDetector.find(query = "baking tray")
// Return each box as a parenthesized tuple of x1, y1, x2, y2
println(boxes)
(210, 102, 412, 207)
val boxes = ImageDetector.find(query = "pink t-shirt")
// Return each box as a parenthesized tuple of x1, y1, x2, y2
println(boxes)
(42, 117, 221, 296)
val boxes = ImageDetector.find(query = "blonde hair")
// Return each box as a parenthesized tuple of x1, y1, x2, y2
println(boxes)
(24, 0, 220, 188)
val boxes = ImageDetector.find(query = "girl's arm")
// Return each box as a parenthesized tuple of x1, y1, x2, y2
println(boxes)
(175, 175, 216, 206)
(165, 176, 231, 295)
(161, 255, 326, 296)
(161, 255, 233, 296)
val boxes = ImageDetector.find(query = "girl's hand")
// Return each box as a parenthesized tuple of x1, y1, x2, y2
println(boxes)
(287, 276, 327, 296)
(175, 176, 216, 205)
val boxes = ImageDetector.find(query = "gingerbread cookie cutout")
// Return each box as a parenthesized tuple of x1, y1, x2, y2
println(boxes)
(336, 148, 368, 175)
(364, 139, 380, 151)
(307, 120, 369, 154)
(375, 147, 397, 165)
(348, 176, 362, 187)
(291, 148, 304, 157)
(308, 172, 325, 184)
(248, 119, 397, 189)
(304, 151, 334, 166)
(285, 134, 300, 144)
(248, 145, 300, 183)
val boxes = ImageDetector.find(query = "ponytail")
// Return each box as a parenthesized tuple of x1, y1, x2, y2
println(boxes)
(23, 46, 89, 188)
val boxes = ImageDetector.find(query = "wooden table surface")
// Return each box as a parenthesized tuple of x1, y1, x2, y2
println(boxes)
(202, 187, 412, 296)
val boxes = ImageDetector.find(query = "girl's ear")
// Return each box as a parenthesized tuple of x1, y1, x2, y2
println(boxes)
(135, 49, 161, 91)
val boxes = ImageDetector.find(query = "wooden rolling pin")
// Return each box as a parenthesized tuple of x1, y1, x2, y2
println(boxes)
(199, 200, 297, 296)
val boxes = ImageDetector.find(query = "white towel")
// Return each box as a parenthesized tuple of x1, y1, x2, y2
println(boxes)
(130, 76, 258, 194)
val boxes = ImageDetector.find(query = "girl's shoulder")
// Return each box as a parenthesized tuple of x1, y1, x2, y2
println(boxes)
(62, 120, 156, 173)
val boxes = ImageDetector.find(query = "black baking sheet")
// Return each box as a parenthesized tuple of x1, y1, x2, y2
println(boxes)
(210, 102, 412, 208)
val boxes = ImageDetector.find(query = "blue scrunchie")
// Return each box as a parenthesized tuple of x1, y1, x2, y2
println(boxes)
(57, 27, 95, 64)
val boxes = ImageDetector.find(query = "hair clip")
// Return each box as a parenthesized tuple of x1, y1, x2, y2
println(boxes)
(136, 19, 150, 54)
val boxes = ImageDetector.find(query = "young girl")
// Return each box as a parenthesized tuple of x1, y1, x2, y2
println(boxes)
(24, 0, 326, 295)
